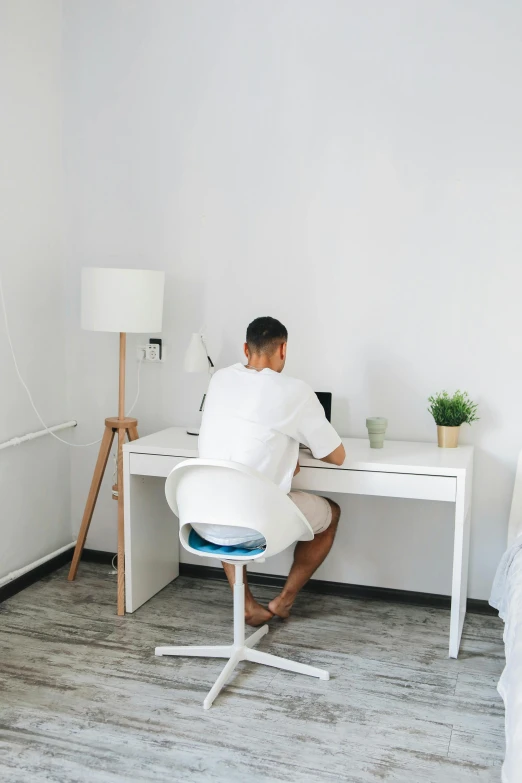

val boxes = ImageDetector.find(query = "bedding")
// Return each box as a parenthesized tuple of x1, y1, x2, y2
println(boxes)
(490, 534, 522, 783)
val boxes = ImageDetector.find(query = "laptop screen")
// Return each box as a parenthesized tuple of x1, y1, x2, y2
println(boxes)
(315, 392, 332, 423)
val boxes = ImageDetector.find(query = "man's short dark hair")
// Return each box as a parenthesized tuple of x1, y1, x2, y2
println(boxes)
(246, 317, 288, 354)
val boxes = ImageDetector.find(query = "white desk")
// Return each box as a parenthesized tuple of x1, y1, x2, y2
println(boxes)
(123, 427, 473, 658)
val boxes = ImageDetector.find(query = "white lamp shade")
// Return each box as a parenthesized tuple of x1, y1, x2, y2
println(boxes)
(184, 333, 209, 373)
(81, 267, 165, 333)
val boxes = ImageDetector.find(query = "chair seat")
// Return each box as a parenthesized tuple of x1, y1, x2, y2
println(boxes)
(188, 527, 266, 557)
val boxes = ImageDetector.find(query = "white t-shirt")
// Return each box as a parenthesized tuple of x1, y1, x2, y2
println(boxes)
(195, 363, 342, 545)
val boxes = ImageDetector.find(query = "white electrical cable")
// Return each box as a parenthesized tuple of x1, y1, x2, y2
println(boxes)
(0, 270, 141, 448)
(0, 270, 101, 447)
(110, 360, 142, 489)
(109, 360, 142, 487)
(109, 359, 143, 478)
(0, 420, 77, 451)
(126, 358, 142, 416)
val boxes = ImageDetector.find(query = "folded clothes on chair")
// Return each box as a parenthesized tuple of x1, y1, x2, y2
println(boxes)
(188, 528, 266, 557)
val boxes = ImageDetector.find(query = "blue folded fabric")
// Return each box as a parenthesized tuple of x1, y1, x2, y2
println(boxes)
(188, 527, 265, 557)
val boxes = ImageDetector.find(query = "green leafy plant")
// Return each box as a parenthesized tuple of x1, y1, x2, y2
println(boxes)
(428, 390, 479, 427)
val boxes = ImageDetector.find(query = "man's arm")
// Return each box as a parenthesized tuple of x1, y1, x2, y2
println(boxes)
(320, 442, 346, 466)
(295, 390, 345, 467)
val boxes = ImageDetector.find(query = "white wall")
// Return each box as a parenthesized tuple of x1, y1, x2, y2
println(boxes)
(0, 0, 72, 580)
(63, 0, 522, 599)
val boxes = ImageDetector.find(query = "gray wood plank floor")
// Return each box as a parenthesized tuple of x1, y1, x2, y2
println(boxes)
(0, 563, 505, 783)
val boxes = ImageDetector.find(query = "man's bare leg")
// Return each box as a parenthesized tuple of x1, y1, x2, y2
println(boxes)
(268, 499, 340, 619)
(222, 562, 273, 627)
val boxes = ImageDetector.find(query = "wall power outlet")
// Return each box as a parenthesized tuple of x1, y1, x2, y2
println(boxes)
(137, 342, 165, 362)
(146, 344, 160, 361)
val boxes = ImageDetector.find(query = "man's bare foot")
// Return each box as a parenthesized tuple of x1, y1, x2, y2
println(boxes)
(268, 593, 295, 619)
(245, 601, 273, 627)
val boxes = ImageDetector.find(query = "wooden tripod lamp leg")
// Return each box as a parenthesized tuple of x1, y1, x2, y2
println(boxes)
(127, 425, 139, 442)
(68, 424, 115, 581)
(70, 332, 134, 615)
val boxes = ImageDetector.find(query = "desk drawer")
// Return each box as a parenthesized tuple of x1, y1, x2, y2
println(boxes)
(292, 468, 456, 502)
(129, 453, 189, 477)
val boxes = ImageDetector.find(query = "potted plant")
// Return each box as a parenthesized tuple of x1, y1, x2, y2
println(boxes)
(428, 390, 478, 448)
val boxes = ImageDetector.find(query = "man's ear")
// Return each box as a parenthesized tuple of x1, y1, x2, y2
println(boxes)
(243, 342, 249, 360)
(281, 342, 287, 360)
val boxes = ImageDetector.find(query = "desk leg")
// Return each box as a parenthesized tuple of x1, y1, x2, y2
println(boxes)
(124, 458, 179, 614)
(449, 479, 470, 658)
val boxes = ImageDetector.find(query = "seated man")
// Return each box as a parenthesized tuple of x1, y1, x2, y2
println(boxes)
(196, 316, 346, 626)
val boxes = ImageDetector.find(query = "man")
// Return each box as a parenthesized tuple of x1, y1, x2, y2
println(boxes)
(196, 316, 346, 626)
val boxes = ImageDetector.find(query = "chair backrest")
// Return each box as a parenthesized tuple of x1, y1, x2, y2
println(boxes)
(165, 459, 314, 561)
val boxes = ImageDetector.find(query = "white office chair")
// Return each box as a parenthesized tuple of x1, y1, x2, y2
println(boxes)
(156, 458, 329, 709)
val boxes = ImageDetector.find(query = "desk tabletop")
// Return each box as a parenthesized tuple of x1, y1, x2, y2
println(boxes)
(124, 426, 473, 477)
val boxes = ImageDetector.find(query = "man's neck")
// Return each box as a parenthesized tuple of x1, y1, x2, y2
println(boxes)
(245, 356, 279, 372)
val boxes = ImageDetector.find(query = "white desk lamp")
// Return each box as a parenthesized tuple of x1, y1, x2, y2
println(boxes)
(184, 333, 214, 435)
(68, 267, 165, 615)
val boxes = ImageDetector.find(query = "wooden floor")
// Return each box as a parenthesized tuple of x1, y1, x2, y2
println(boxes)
(0, 563, 505, 783)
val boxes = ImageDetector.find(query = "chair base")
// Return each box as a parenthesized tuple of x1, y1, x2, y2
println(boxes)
(155, 624, 329, 709)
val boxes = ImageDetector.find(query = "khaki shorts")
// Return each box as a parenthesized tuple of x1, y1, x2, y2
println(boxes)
(206, 489, 334, 551)
(289, 490, 333, 535)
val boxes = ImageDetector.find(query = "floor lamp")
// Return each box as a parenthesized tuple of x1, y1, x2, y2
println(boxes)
(68, 267, 165, 615)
